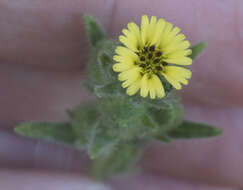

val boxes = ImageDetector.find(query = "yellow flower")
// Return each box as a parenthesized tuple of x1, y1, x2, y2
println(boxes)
(113, 15, 192, 99)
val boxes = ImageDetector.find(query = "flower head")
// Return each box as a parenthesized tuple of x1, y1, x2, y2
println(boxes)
(113, 15, 192, 99)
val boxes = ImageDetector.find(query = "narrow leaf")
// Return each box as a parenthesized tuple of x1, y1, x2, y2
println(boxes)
(168, 120, 223, 139)
(83, 15, 106, 46)
(189, 41, 207, 60)
(15, 122, 75, 144)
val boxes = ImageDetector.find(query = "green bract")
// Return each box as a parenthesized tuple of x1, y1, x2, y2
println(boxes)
(15, 15, 222, 180)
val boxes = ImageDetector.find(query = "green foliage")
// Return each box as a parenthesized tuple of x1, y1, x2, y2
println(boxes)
(190, 41, 207, 60)
(87, 39, 119, 88)
(141, 93, 183, 143)
(83, 15, 106, 46)
(145, 93, 183, 129)
(94, 82, 123, 98)
(167, 120, 223, 139)
(89, 140, 144, 180)
(14, 16, 220, 180)
(98, 97, 147, 140)
(68, 102, 100, 148)
(68, 102, 118, 159)
(15, 122, 75, 145)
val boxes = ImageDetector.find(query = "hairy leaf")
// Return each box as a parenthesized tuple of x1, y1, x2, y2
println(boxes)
(69, 102, 100, 146)
(87, 39, 118, 87)
(89, 141, 144, 180)
(83, 15, 106, 46)
(98, 97, 150, 140)
(15, 122, 75, 145)
(168, 120, 223, 139)
(94, 82, 123, 98)
(69, 102, 118, 158)
(145, 93, 184, 133)
(190, 41, 207, 60)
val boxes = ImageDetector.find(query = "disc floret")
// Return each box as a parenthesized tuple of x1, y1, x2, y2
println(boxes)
(136, 45, 169, 77)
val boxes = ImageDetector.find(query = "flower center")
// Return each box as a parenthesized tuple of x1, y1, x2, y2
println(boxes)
(136, 45, 168, 76)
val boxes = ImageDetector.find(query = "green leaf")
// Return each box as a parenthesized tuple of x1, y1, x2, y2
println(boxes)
(15, 122, 75, 145)
(145, 93, 184, 132)
(69, 102, 101, 147)
(168, 120, 223, 139)
(189, 41, 207, 60)
(94, 82, 123, 98)
(69, 102, 118, 158)
(83, 15, 106, 46)
(89, 141, 144, 180)
(82, 120, 118, 159)
(98, 97, 149, 141)
(86, 39, 118, 88)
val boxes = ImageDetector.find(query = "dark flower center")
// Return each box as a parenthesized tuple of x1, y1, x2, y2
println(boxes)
(136, 45, 168, 75)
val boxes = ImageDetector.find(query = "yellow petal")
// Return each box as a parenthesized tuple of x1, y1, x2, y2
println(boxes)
(185, 49, 192, 56)
(127, 22, 140, 38)
(126, 78, 142, 96)
(163, 56, 192, 65)
(118, 67, 141, 82)
(148, 75, 156, 99)
(166, 66, 192, 79)
(150, 18, 166, 46)
(148, 16, 157, 44)
(171, 27, 181, 36)
(151, 75, 165, 98)
(166, 49, 192, 58)
(159, 21, 173, 47)
(174, 33, 186, 42)
(122, 29, 139, 50)
(127, 22, 142, 48)
(113, 55, 123, 62)
(140, 74, 149, 97)
(140, 74, 165, 99)
(113, 63, 135, 72)
(119, 35, 138, 52)
(180, 78, 189, 85)
(162, 66, 192, 89)
(149, 88, 156, 99)
(141, 15, 150, 46)
(115, 46, 138, 61)
(122, 72, 142, 88)
(163, 40, 190, 54)
(162, 73, 182, 90)
(113, 55, 135, 64)
(162, 26, 181, 48)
